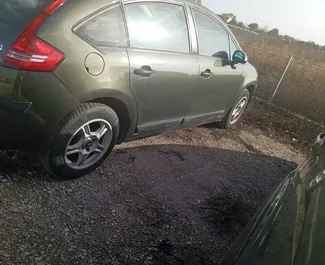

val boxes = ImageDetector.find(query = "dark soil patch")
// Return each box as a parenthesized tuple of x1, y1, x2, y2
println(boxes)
(243, 98, 323, 153)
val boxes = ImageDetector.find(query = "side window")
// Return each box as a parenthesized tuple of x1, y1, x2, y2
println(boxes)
(192, 9, 230, 59)
(230, 37, 239, 55)
(75, 6, 127, 47)
(125, 2, 190, 53)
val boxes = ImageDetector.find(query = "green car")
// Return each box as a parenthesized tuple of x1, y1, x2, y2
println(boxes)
(220, 133, 325, 265)
(0, 0, 258, 179)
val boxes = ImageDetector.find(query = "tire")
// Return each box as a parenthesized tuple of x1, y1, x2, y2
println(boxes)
(39, 103, 119, 180)
(219, 89, 250, 129)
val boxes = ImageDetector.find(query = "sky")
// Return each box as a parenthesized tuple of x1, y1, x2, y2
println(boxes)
(203, 0, 325, 46)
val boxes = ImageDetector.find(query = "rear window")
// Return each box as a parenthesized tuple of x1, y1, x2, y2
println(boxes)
(75, 6, 127, 47)
(0, 0, 53, 27)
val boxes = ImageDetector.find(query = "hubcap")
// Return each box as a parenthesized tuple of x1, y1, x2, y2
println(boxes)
(230, 97, 248, 125)
(64, 119, 113, 170)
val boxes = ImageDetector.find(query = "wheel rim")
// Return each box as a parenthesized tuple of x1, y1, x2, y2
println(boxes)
(64, 119, 113, 170)
(230, 96, 248, 125)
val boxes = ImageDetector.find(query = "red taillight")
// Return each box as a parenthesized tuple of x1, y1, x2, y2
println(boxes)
(3, 0, 67, 72)
(43, 0, 67, 15)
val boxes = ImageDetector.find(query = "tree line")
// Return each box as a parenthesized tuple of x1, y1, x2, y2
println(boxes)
(219, 13, 281, 37)
(218, 13, 325, 51)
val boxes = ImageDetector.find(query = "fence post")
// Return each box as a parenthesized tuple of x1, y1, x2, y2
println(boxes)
(269, 55, 294, 102)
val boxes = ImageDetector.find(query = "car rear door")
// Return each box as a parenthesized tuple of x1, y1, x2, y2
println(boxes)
(185, 7, 243, 124)
(124, 1, 199, 135)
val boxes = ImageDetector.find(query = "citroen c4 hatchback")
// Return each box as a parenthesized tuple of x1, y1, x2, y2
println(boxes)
(0, 0, 258, 179)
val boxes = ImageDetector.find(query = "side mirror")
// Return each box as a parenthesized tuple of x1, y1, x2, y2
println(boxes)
(232, 50, 248, 64)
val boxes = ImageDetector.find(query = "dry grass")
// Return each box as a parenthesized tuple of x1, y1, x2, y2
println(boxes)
(243, 99, 324, 152)
(231, 27, 325, 124)
(232, 27, 325, 65)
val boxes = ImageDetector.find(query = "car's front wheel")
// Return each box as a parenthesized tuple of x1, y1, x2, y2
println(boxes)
(39, 103, 119, 180)
(219, 88, 250, 129)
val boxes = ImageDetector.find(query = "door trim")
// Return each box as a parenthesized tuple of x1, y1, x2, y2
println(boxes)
(136, 117, 183, 134)
(184, 110, 225, 127)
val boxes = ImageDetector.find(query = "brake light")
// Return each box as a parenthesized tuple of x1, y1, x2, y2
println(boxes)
(43, 0, 67, 14)
(3, 0, 67, 72)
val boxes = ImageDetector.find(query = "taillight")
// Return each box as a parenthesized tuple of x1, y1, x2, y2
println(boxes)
(3, 0, 67, 72)
(43, 0, 67, 14)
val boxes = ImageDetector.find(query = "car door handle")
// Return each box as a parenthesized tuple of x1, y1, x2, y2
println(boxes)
(134, 66, 155, 77)
(201, 69, 213, 78)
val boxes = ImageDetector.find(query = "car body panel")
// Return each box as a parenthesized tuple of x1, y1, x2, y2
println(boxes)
(0, 24, 20, 68)
(0, 0, 54, 66)
(0, 0, 258, 151)
(220, 134, 325, 265)
(128, 49, 199, 134)
(0, 71, 80, 151)
(241, 63, 258, 91)
(37, 1, 137, 137)
(185, 57, 244, 123)
(184, 2, 252, 125)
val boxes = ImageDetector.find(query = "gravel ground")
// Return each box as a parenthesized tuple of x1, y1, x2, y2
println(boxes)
(0, 123, 304, 265)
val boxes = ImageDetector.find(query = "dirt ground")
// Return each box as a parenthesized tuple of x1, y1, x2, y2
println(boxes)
(0, 118, 305, 265)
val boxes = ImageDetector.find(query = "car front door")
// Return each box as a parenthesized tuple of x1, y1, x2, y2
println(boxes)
(185, 8, 243, 125)
(124, 2, 199, 135)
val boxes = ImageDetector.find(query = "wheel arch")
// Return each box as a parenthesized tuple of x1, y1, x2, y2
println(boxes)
(224, 80, 257, 116)
(244, 81, 258, 106)
(79, 89, 138, 143)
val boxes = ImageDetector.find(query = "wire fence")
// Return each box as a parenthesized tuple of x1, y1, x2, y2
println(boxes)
(241, 42, 325, 124)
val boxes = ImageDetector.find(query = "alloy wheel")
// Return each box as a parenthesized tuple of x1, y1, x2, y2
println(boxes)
(230, 96, 248, 125)
(64, 119, 112, 170)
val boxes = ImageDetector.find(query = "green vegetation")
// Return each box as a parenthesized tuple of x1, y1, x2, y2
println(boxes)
(247, 23, 259, 31)
(231, 26, 325, 123)
(268, 28, 279, 37)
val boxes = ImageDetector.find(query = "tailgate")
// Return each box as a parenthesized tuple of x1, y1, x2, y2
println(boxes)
(0, 0, 53, 99)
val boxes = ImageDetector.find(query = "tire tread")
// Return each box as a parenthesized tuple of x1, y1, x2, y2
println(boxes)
(39, 103, 119, 179)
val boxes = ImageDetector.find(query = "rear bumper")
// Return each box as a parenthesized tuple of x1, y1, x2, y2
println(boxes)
(0, 104, 45, 151)
(0, 68, 81, 151)
(0, 98, 31, 112)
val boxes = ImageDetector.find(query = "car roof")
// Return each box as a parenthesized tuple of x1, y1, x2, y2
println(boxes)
(98, 0, 216, 16)
(119, 0, 222, 22)
(117, 0, 209, 10)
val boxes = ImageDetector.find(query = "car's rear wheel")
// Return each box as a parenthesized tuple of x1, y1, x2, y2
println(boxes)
(219, 89, 250, 129)
(39, 103, 119, 180)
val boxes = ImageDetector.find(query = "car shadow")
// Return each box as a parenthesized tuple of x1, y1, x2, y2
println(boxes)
(0, 144, 297, 265)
